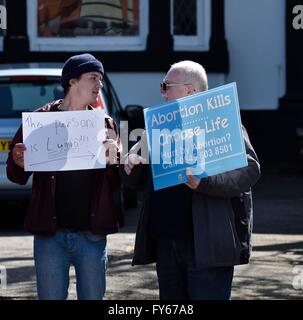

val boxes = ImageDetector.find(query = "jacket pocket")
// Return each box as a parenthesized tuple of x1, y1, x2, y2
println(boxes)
(231, 192, 253, 264)
(206, 198, 240, 264)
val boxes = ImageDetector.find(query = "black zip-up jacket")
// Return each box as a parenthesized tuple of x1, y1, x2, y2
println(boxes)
(121, 127, 261, 268)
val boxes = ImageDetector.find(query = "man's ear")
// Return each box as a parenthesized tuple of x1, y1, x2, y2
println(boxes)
(69, 78, 77, 86)
(187, 85, 196, 95)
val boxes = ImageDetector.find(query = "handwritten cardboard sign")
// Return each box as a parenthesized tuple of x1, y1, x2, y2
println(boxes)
(22, 109, 106, 171)
(144, 82, 247, 190)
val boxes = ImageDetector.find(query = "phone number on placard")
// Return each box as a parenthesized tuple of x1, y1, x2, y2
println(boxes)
(202, 143, 233, 158)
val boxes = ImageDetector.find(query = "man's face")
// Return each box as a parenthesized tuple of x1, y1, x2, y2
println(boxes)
(72, 71, 103, 105)
(160, 69, 193, 102)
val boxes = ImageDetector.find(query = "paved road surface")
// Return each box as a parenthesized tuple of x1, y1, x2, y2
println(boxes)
(1, 166, 303, 300)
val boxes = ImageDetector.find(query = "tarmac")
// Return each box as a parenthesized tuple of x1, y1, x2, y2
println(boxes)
(0, 163, 303, 300)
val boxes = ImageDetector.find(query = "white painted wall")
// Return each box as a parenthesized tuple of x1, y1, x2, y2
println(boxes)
(108, 72, 225, 109)
(225, 0, 286, 110)
(109, 0, 286, 111)
(108, 72, 165, 108)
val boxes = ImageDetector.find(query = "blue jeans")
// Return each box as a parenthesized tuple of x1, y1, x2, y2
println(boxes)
(34, 230, 107, 300)
(155, 238, 234, 300)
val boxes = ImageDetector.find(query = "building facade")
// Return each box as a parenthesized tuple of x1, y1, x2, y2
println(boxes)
(0, 0, 302, 162)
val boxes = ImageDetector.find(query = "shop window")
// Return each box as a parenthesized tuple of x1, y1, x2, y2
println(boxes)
(171, 0, 211, 51)
(27, 0, 148, 51)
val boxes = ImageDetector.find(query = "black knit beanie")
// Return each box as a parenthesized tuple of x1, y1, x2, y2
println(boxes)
(61, 53, 104, 88)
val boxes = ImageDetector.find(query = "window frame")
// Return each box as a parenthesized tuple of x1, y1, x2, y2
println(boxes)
(27, 0, 149, 52)
(171, 0, 211, 52)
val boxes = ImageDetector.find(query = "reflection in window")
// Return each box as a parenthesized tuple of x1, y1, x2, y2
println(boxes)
(0, 0, 6, 36)
(171, 0, 210, 51)
(173, 0, 197, 36)
(38, 0, 139, 37)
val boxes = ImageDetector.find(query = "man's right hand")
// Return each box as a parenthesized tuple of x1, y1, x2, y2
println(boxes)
(12, 143, 26, 168)
(124, 154, 147, 175)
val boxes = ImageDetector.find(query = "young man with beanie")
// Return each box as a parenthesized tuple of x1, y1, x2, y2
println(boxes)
(6, 53, 121, 300)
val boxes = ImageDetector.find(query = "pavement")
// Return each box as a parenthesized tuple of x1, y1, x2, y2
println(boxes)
(1, 163, 303, 300)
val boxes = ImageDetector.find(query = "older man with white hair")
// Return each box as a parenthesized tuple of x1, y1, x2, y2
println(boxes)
(122, 60, 261, 300)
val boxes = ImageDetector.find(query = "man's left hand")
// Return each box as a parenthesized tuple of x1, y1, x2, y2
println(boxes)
(103, 139, 119, 164)
(185, 168, 201, 190)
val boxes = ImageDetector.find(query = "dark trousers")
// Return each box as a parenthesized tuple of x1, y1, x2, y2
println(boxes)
(155, 238, 234, 300)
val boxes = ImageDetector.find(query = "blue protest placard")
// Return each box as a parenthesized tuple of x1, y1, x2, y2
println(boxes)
(143, 82, 247, 190)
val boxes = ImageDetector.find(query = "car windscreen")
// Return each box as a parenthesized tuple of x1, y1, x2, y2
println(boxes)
(0, 77, 64, 117)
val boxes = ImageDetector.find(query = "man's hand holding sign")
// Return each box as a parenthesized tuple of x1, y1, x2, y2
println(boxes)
(12, 143, 26, 168)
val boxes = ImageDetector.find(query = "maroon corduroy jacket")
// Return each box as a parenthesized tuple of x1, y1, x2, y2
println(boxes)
(6, 100, 122, 235)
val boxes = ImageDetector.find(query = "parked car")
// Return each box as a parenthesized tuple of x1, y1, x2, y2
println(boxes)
(0, 63, 143, 215)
